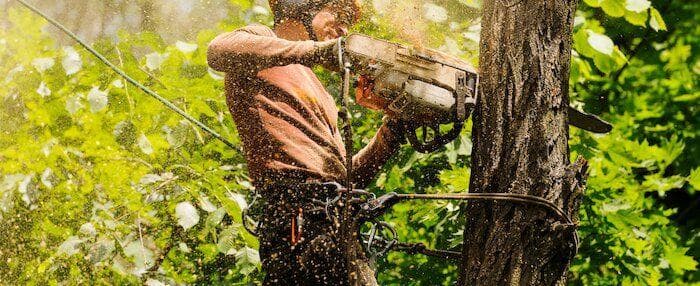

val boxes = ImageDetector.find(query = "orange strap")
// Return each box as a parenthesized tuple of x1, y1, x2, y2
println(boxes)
(290, 208, 303, 246)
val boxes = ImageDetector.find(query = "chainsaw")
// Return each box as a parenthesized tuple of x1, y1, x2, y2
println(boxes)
(342, 34, 612, 153)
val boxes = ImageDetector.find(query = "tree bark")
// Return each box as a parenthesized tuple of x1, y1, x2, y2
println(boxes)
(342, 205, 378, 286)
(457, 0, 587, 285)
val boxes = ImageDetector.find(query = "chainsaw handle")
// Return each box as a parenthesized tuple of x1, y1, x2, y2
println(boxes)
(404, 72, 472, 153)
(405, 121, 465, 153)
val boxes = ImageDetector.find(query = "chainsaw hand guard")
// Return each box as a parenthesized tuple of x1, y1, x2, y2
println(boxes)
(403, 72, 473, 153)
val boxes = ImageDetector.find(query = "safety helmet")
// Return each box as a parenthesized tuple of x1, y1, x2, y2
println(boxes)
(269, 0, 361, 40)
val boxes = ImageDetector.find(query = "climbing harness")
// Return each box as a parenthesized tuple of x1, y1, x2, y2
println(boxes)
(243, 182, 580, 263)
(16, 0, 239, 151)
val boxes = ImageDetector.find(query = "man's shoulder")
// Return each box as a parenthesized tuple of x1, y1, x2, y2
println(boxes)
(236, 23, 276, 37)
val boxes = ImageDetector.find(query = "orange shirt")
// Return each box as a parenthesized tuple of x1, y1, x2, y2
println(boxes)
(208, 24, 401, 190)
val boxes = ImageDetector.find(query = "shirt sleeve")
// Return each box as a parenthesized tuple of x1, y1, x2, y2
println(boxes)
(351, 124, 403, 189)
(207, 24, 327, 74)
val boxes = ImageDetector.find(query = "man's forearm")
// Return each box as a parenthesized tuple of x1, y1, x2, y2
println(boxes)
(207, 26, 336, 74)
(351, 121, 404, 188)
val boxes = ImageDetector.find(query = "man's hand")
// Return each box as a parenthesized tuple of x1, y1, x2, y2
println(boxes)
(354, 75, 406, 143)
(382, 115, 407, 144)
(355, 75, 390, 112)
(312, 39, 341, 72)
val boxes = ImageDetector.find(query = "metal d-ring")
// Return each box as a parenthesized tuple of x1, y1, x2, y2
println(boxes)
(364, 219, 398, 260)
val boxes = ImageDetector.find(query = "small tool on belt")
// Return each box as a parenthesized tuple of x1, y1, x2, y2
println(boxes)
(291, 207, 304, 246)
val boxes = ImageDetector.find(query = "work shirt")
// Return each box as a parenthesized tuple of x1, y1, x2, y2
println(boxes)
(207, 24, 401, 190)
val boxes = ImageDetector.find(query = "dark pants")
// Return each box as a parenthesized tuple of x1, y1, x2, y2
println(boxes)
(258, 189, 349, 285)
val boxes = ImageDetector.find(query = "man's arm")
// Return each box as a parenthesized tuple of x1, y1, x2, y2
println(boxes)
(351, 118, 404, 189)
(207, 24, 337, 74)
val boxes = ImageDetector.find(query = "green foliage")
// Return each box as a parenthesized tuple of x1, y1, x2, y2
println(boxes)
(0, 0, 697, 285)
(0, 3, 261, 284)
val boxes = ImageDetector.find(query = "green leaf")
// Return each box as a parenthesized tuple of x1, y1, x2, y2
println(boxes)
(62, 46, 82, 75)
(213, 190, 242, 223)
(235, 247, 260, 275)
(574, 30, 596, 58)
(624, 10, 648, 27)
(593, 52, 616, 73)
(381, 165, 414, 190)
(583, 0, 602, 7)
(672, 93, 700, 102)
(688, 168, 700, 192)
(642, 174, 685, 196)
(175, 201, 200, 231)
(587, 30, 614, 56)
(87, 87, 108, 113)
(601, 0, 626, 17)
(439, 167, 470, 191)
(664, 247, 698, 273)
(217, 225, 238, 255)
(197, 243, 219, 262)
(624, 0, 650, 13)
(649, 8, 667, 31)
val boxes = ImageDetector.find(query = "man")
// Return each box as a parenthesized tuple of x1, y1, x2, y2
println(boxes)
(207, 0, 404, 284)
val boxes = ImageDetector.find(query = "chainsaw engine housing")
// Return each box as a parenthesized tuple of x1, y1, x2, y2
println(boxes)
(344, 34, 479, 152)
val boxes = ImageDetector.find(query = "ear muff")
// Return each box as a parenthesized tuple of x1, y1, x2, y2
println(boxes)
(271, 0, 359, 40)
(271, 0, 333, 40)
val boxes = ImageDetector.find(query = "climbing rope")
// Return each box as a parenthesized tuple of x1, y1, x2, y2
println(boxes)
(338, 37, 354, 189)
(362, 236, 462, 261)
(16, 0, 240, 151)
(359, 192, 580, 261)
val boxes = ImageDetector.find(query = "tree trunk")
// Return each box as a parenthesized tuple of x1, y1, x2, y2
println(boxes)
(457, 0, 587, 285)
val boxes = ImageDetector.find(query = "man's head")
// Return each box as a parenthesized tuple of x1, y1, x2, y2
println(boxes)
(270, 0, 361, 41)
